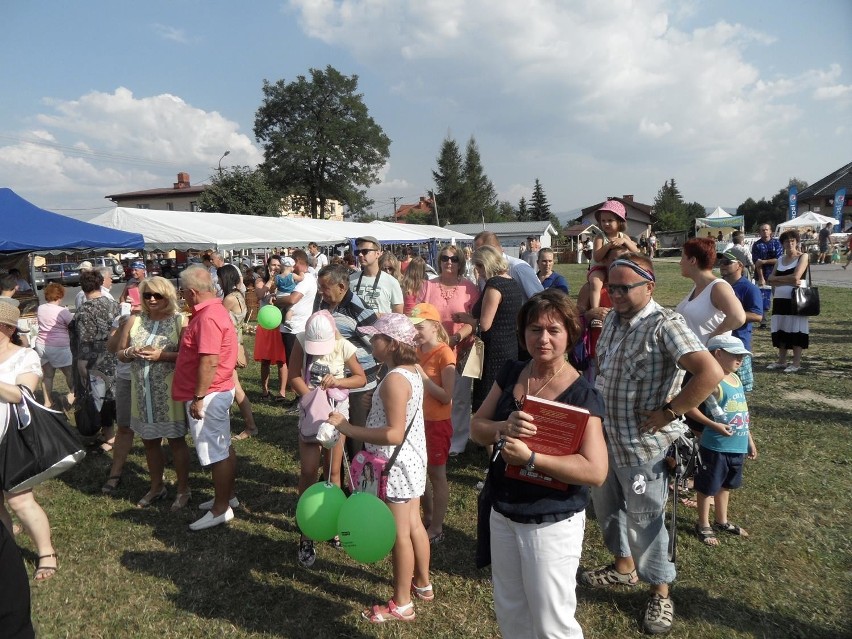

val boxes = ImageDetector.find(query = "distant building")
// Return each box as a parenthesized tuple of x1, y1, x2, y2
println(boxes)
(446, 221, 558, 251)
(795, 161, 852, 227)
(394, 196, 434, 223)
(106, 172, 205, 211)
(578, 195, 654, 239)
(279, 195, 345, 221)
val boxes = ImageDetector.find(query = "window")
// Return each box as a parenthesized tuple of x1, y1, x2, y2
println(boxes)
(167, 202, 174, 211)
(137, 204, 150, 209)
(190, 201, 199, 212)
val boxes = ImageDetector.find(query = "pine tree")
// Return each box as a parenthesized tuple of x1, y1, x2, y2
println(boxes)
(517, 196, 529, 222)
(529, 179, 551, 221)
(432, 137, 466, 225)
(462, 137, 498, 224)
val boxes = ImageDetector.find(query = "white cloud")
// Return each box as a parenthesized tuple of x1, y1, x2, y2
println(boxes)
(289, 0, 849, 206)
(0, 88, 262, 209)
(152, 23, 191, 44)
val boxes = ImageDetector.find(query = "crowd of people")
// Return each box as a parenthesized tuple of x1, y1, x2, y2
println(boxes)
(0, 216, 821, 636)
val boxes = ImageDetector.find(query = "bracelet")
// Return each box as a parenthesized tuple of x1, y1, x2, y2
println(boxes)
(123, 347, 134, 359)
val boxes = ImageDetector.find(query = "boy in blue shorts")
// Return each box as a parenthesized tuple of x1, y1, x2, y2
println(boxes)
(685, 335, 758, 547)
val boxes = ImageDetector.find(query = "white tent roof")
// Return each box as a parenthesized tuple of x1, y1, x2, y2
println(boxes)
(706, 206, 733, 218)
(776, 211, 836, 233)
(88, 207, 344, 251)
(87, 207, 473, 252)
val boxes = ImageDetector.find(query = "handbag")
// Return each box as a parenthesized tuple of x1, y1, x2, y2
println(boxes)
(475, 470, 493, 569)
(74, 380, 102, 437)
(460, 328, 485, 380)
(792, 261, 820, 316)
(348, 409, 419, 501)
(298, 387, 333, 439)
(235, 343, 248, 369)
(1, 386, 86, 493)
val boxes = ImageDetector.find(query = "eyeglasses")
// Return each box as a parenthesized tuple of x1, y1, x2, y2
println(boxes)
(144, 292, 165, 301)
(355, 249, 377, 256)
(440, 255, 460, 263)
(383, 266, 396, 273)
(606, 281, 648, 297)
(720, 259, 735, 266)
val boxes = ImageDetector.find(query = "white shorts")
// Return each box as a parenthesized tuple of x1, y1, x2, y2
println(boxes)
(34, 343, 73, 369)
(186, 389, 236, 467)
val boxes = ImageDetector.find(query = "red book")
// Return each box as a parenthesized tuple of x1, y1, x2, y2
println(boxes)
(504, 395, 591, 490)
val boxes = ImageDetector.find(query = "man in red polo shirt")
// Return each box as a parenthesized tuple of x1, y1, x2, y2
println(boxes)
(173, 266, 238, 531)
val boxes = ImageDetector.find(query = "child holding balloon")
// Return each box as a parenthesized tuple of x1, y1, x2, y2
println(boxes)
(289, 310, 366, 568)
(327, 313, 431, 622)
(409, 303, 456, 545)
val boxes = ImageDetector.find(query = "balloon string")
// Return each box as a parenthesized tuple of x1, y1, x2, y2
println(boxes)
(341, 446, 354, 493)
(325, 398, 335, 486)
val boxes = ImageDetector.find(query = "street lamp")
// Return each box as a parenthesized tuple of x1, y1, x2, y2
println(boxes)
(217, 150, 230, 176)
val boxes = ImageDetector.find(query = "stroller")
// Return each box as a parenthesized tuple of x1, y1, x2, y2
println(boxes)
(665, 431, 701, 562)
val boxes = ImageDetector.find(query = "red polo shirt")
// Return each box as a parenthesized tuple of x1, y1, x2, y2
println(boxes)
(172, 297, 237, 401)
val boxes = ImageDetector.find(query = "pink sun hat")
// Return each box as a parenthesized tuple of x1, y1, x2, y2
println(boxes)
(595, 200, 627, 223)
(358, 313, 418, 347)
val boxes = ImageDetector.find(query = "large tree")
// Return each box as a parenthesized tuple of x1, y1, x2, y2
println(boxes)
(529, 178, 551, 221)
(653, 178, 688, 231)
(737, 178, 808, 231)
(432, 137, 467, 224)
(517, 196, 529, 222)
(463, 137, 498, 224)
(254, 65, 390, 219)
(198, 165, 280, 216)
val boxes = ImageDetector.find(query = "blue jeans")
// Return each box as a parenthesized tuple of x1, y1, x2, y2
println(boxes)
(589, 452, 675, 585)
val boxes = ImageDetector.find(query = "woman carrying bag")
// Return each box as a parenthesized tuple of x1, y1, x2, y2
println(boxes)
(0, 302, 58, 581)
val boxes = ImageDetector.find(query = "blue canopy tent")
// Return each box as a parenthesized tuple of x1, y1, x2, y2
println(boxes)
(0, 188, 144, 252)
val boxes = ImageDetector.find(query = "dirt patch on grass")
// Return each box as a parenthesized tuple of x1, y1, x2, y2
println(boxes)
(784, 390, 851, 411)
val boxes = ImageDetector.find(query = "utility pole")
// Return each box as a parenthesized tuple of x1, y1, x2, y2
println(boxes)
(430, 190, 440, 226)
(390, 196, 402, 222)
(217, 150, 230, 177)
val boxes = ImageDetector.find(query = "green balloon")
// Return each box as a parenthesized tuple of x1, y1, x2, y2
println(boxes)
(257, 305, 282, 330)
(296, 481, 347, 542)
(337, 492, 397, 564)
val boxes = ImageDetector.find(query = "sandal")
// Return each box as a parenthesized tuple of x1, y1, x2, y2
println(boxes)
(361, 599, 415, 623)
(428, 531, 445, 545)
(579, 563, 638, 588)
(694, 524, 719, 547)
(101, 475, 122, 495)
(34, 552, 59, 581)
(136, 486, 168, 508)
(328, 535, 342, 549)
(411, 581, 434, 602)
(233, 428, 258, 441)
(714, 521, 749, 537)
(170, 492, 192, 512)
(679, 496, 698, 508)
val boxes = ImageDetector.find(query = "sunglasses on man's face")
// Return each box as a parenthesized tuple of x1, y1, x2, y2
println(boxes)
(606, 281, 648, 297)
(440, 255, 460, 263)
(144, 292, 165, 301)
(355, 249, 377, 256)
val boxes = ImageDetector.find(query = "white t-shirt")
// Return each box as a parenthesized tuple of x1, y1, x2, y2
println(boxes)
(349, 270, 404, 314)
(0, 348, 43, 441)
(297, 337, 356, 387)
(282, 271, 318, 334)
(314, 253, 329, 271)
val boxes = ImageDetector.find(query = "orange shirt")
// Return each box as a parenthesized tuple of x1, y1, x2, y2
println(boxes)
(417, 342, 456, 421)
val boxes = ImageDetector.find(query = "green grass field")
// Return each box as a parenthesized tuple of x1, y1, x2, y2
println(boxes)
(17, 261, 852, 638)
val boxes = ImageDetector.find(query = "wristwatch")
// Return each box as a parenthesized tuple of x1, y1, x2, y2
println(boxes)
(193, 395, 205, 402)
(663, 401, 681, 420)
(525, 451, 537, 471)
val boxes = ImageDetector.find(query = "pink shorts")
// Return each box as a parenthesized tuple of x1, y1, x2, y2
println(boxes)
(425, 419, 453, 466)
(587, 265, 607, 282)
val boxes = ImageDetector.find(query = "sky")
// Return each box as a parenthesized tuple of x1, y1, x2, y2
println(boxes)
(1, 0, 850, 222)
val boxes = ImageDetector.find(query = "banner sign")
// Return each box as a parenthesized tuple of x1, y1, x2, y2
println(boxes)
(833, 188, 846, 231)
(788, 185, 798, 220)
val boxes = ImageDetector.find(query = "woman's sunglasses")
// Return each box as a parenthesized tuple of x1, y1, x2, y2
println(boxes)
(144, 292, 165, 301)
(355, 249, 377, 256)
(440, 255, 460, 263)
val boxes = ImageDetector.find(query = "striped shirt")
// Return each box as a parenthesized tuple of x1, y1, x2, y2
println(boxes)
(314, 290, 379, 391)
(596, 299, 705, 467)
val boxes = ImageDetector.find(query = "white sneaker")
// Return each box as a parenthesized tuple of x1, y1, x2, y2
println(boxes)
(198, 496, 240, 511)
(189, 507, 234, 531)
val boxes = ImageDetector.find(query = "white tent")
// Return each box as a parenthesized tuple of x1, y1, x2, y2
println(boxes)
(694, 207, 744, 239)
(776, 211, 836, 234)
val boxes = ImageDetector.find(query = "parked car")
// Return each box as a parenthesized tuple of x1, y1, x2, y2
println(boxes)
(79, 256, 124, 282)
(34, 269, 45, 289)
(43, 262, 80, 286)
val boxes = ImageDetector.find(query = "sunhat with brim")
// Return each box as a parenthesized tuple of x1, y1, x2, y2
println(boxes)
(0, 301, 21, 328)
(595, 200, 627, 222)
(78, 261, 94, 271)
(408, 303, 441, 325)
(707, 335, 752, 356)
(358, 313, 418, 347)
(282, 257, 295, 267)
(304, 310, 337, 356)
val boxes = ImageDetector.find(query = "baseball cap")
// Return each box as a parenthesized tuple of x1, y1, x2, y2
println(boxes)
(595, 200, 627, 222)
(355, 236, 380, 249)
(358, 313, 418, 347)
(282, 256, 295, 267)
(304, 310, 337, 355)
(78, 261, 93, 271)
(722, 251, 742, 264)
(130, 261, 146, 270)
(707, 335, 751, 356)
(408, 303, 441, 325)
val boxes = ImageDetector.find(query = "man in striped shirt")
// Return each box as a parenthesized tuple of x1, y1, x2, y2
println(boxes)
(580, 254, 723, 635)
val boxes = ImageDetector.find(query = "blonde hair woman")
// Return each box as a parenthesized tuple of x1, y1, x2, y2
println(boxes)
(115, 277, 191, 511)
(379, 252, 402, 281)
(456, 245, 523, 411)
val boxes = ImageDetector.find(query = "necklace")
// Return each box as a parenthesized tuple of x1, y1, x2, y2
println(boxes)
(526, 359, 568, 398)
(438, 280, 458, 301)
